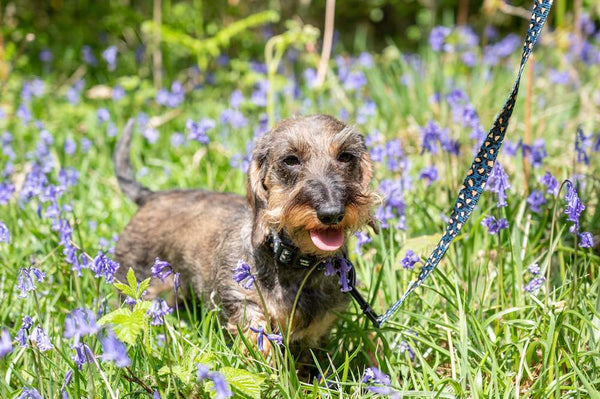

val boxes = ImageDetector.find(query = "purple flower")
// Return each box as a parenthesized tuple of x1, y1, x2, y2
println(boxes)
(82, 45, 97, 66)
(102, 46, 118, 71)
(64, 308, 100, 341)
(362, 367, 391, 385)
(419, 166, 438, 185)
(323, 259, 336, 276)
(71, 342, 93, 368)
(39, 48, 53, 63)
(17, 316, 33, 347)
(575, 127, 591, 165)
(112, 85, 125, 101)
(485, 162, 510, 207)
(430, 26, 451, 52)
(233, 260, 255, 289)
(17, 267, 46, 298)
(174, 272, 181, 296)
(97, 108, 110, 124)
(337, 258, 352, 292)
(151, 258, 173, 281)
(90, 252, 120, 283)
(249, 326, 283, 351)
(461, 51, 477, 67)
(401, 250, 420, 270)
(528, 263, 541, 275)
(17, 103, 32, 124)
(64, 137, 77, 155)
(541, 172, 559, 196)
(366, 385, 400, 397)
(81, 137, 92, 153)
(564, 181, 585, 233)
(170, 132, 185, 147)
(250, 80, 268, 107)
(17, 387, 44, 399)
(100, 331, 131, 367)
(147, 299, 173, 326)
(0, 221, 9, 243)
(229, 90, 244, 108)
(220, 108, 247, 129)
(481, 215, 509, 235)
(549, 69, 570, 85)
(0, 329, 12, 358)
(30, 326, 54, 352)
(399, 340, 415, 360)
(579, 232, 594, 248)
(524, 277, 545, 293)
(197, 365, 232, 399)
(186, 118, 215, 144)
(526, 190, 546, 213)
(524, 139, 547, 168)
(354, 231, 372, 255)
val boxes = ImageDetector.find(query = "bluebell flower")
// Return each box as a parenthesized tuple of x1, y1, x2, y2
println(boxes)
(100, 331, 131, 367)
(528, 263, 541, 275)
(524, 277, 545, 293)
(575, 127, 591, 165)
(419, 166, 438, 185)
(0, 181, 15, 204)
(249, 326, 283, 352)
(64, 137, 77, 155)
(153, 391, 161, 399)
(147, 299, 173, 326)
(91, 252, 120, 283)
(102, 46, 118, 71)
(170, 132, 185, 147)
(250, 80, 268, 107)
(197, 364, 232, 399)
(186, 118, 215, 144)
(151, 258, 173, 281)
(362, 367, 391, 385)
(481, 215, 509, 235)
(61, 369, 74, 398)
(229, 90, 244, 108)
(540, 172, 559, 196)
(401, 250, 420, 270)
(112, 85, 125, 101)
(71, 342, 93, 368)
(64, 308, 100, 342)
(549, 69, 570, 85)
(0, 329, 12, 357)
(429, 26, 451, 52)
(220, 108, 247, 129)
(233, 260, 255, 289)
(485, 162, 510, 207)
(579, 232, 593, 248)
(323, 259, 336, 277)
(17, 103, 32, 124)
(174, 272, 181, 296)
(526, 190, 546, 213)
(399, 340, 415, 360)
(30, 326, 54, 352)
(0, 222, 9, 243)
(354, 231, 372, 255)
(82, 45, 97, 66)
(524, 139, 547, 168)
(17, 267, 46, 298)
(366, 385, 400, 397)
(17, 316, 33, 347)
(337, 258, 352, 292)
(39, 48, 53, 63)
(97, 108, 110, 124)
(356, 100, 376, 124)
(343, 71, 367, 91)
(303, 68, 318, 89)
(81, 137, 92, 153)
(461, 51, 477, 67)
(17, 387, 44, 399)
(564, 181, 585, 233)
(483, 34, 520, 65)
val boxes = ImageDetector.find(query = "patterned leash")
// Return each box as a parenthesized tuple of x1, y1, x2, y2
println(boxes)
(376, 0, 553, 326)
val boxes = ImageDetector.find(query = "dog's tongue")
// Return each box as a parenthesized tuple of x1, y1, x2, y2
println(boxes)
(310, 229, 345, 251)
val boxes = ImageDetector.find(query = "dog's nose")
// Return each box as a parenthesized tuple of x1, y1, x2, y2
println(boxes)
(317, 205, 345, 225)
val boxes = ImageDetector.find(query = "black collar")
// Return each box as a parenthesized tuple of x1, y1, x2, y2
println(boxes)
(266, 233, 381, 328)
(267, 234, 325, 269)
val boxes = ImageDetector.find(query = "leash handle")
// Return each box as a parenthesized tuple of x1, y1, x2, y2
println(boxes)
(377, 0, 553, 326)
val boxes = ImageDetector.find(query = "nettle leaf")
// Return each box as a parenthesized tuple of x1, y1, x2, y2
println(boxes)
(113, 282, 136, 299)
(138, 277, 151, 297)
(98, 307, 146, 346)
(219, 367, 264, 399)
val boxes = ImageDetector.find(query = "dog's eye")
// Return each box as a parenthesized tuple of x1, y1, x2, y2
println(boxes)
(337, 152, 355, 163)
(283, 155, 301, 166)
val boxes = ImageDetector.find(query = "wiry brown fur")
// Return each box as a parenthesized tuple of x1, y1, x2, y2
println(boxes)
(114, 114, 376, 357)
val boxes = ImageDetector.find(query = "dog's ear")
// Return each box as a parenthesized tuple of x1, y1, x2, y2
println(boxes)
(247, 144, 270, 248)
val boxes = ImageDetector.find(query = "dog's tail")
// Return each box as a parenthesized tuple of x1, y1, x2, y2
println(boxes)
(114, 119, 153, 206)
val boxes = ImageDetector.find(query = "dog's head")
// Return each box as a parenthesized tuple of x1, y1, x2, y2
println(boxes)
(247, 114, 376, 256)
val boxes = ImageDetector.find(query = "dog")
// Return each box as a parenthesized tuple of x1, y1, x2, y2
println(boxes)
(113, 114, 376, 355)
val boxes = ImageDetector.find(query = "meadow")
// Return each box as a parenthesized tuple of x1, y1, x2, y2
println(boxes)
(1, 2, 600, 398)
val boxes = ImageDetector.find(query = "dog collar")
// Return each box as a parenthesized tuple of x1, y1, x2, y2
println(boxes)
(267, 234, 324, 269)
(267, 233, 381, 327)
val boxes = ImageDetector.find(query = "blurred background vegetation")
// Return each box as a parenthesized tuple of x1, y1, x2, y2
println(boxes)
(1, 0, 598, 81)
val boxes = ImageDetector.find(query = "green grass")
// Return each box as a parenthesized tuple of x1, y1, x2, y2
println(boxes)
(1, 23, 600, 399)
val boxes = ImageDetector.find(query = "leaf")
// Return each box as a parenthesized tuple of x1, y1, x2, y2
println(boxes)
(113, 282, 136, 299)
(98, 307, 146, 346)
(158, 365, 192, 384)
(138, 277, 151, 299)
(219, 367, 264, 399)
(127, 268, 138, 291)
